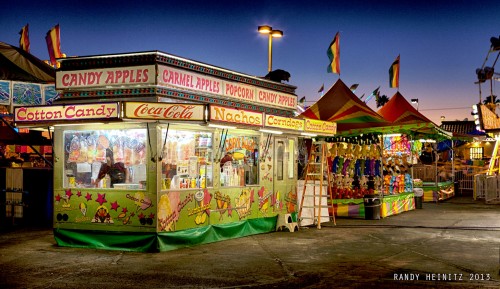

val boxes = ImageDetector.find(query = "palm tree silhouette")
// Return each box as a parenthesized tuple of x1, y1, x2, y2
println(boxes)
(376, 94, 389, 108)
(483, 95, 499, 111)
(483, 94, 499, 105)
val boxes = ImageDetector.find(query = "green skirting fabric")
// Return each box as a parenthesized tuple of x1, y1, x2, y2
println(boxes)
(54, 228, 158, 252)
(54, 216, 277, 252)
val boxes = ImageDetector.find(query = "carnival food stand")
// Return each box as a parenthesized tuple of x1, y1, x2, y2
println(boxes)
(13, 51, 336, 252)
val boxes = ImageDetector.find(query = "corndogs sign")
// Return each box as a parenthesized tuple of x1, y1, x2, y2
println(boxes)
(265, 114, 304, 131)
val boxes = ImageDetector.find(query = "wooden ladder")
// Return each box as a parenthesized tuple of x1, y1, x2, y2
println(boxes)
(488, 139, 500, 175)
(298, 141, 336, 229)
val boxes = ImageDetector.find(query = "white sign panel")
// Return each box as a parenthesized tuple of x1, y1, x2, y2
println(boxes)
(158, 65, 296, 110)
(56, 65, 156, 89)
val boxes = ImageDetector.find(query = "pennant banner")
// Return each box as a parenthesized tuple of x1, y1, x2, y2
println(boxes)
(45, 24, 63, 65)
(364, 86, 380, 103)
(19, 24, 30, 53)
(318, 84, 324, 93)
(327, 32, 340, 74)
(389, 55, 400, 88)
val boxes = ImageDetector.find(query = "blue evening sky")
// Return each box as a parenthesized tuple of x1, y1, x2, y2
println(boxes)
(2, 0, 499, 124)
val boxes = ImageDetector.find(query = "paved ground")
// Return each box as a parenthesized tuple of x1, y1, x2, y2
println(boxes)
(1, 194, 500, 289)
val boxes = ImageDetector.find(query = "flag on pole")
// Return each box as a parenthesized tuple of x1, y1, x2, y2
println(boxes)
(326, 32, 340, 74)
(19, 24, 30, 53)
(389, 55, 400, 88)
(364, 86, 380, 103)
(318, 84, 324, 93)
(45, 24, 63, 66)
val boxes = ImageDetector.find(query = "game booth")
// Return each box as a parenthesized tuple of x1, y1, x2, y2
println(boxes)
(298, 85, 453, 220)
(13, 51, 337, 252)
(0, 41, 57, 229)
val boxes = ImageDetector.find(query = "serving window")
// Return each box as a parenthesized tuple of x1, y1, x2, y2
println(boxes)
(63, 128, 148, 189)
(219, 133, 259, 187)
(160, 129, 213, 190)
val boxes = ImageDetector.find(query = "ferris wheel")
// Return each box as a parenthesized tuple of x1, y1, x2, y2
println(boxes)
(476, 35, 500, 103)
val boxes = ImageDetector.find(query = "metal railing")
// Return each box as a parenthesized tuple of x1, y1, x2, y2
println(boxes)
(474, 174, 500, 203)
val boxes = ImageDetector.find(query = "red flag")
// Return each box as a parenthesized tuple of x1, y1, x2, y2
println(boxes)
(19, 24, 30, 53)
(45, 24, 63, 65)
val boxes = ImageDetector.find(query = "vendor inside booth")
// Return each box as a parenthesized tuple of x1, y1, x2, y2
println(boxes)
(13, 51, 336, 252)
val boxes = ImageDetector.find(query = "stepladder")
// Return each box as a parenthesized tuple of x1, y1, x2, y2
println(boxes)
(298, 141, 336, 229)
(488, 139, 500, 175)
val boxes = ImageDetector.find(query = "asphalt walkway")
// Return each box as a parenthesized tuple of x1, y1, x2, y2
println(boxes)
(1, 194, 500, 288)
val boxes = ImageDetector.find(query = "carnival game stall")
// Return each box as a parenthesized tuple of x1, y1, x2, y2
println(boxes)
(377, 92, 454, 203)
(0, 41, 57, 229)
(13, 51, 336, 252)
(299, 80, 418, 219)
(379, 134, 416, 217)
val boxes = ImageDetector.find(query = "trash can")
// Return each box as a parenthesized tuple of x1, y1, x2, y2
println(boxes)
(363, 194, 381, 220)
(413, 188, 424, 209)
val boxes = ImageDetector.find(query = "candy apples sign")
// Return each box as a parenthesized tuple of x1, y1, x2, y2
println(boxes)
(56, 65, 156, 89)
(124, 102, 205, 121)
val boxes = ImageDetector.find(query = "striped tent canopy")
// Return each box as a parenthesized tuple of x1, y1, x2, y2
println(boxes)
(0, 41, 55, 83)
(299, 79, 388, 133)
(377, 91, 452, 139)
(377, 91, 433, 124)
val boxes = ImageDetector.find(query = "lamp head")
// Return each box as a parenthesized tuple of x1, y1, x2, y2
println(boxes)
(271, 30, 283, 38)
(258, 25, 272, 34)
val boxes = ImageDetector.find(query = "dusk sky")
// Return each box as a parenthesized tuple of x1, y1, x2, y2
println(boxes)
(2, 0, 499, 124)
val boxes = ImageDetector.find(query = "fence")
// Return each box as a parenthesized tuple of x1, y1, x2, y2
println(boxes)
(473, 174, 500, 203)
(412, 164, 486, 195)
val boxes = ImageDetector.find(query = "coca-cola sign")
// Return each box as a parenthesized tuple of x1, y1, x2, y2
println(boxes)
(124, 102, 205, 121)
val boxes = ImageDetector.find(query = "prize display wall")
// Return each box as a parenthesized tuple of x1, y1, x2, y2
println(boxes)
(326, 134, 416, 219)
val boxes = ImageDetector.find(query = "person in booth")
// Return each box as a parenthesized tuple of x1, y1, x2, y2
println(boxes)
(95, 148, 129, 187)
(220, 151, 233, 170)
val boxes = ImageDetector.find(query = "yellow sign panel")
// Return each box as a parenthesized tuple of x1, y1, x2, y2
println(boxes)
(264, 114, 304, 131)
(210, 105, 263, 126)
(304, 118, 337, 135)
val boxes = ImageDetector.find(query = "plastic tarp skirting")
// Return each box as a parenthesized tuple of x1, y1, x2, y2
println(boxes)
(54, 216, 277, 252)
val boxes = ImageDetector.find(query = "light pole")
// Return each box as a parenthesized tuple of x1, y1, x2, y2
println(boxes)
(411, 98, 419, 111)
(258, 25, 283, 72)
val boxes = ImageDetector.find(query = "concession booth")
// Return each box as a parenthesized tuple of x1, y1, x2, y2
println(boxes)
(13, 51, 336, 252)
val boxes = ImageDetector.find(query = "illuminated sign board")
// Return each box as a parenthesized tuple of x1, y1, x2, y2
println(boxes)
(57, 64, 297, 110)
(157, 65, 297, 110)
(14, 103, 120, 122)
(124, 102, 205, 121)
(209, 105, 263, 126)
(56, 65, 156, 89)
(264, 114, 304, 131)
(304, 118, 337, 135)
(479, 104, 500, 131)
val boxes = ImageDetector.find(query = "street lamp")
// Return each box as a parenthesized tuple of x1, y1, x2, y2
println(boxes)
(411, 98, 419, 111)
(258, 25, 283, 72)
